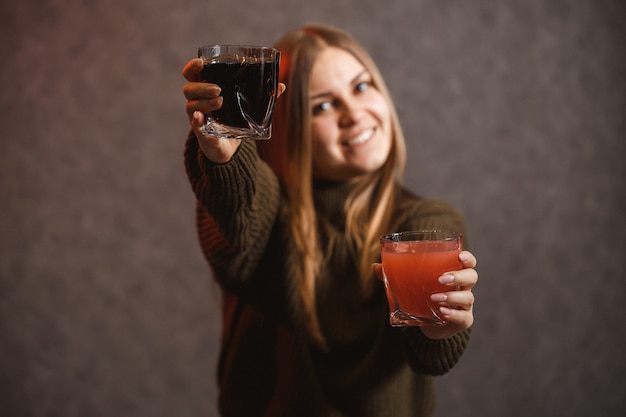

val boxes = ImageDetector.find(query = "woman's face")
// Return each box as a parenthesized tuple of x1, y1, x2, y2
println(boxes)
(308, 47, 393, 182)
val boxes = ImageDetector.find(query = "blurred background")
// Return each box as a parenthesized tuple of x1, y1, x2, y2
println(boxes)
(1, 0, 624, 416)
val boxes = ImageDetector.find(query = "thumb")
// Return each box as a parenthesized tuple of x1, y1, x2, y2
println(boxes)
(191, 111, 206, 138)
(371, 263, 384, 281)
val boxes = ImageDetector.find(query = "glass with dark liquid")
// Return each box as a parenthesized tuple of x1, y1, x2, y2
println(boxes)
(198, 45, 280, 139)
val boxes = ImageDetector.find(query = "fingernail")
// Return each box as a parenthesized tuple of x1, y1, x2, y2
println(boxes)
(459, 252, 469, 262)
(431, 293, 447, 302)
(209, 96, 223, 107)
(439, 274, 455, 285)
(439, 306, 452, 316)
(207, 85, 221, 95)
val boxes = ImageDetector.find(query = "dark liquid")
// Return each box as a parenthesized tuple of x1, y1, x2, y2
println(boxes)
(200, 61, 279, 129)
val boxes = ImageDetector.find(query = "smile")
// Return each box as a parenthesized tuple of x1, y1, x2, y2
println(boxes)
(344, 128, 374, 146)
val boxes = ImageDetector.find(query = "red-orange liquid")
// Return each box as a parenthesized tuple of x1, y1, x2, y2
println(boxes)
(382, 242, 461, 325)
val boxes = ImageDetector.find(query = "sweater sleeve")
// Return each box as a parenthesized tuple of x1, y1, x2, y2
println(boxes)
(402, 326, 471, 375)
(397, 196, 472, 375)
(183, 131, 281, 290)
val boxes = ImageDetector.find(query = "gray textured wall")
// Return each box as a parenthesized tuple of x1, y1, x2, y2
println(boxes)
(1, 0, 625, 416)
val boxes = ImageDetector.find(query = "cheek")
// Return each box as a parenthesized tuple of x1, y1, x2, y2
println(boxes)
(311, 120, 338, 159)
(311, 119, 332, 145)
(375, 99, 393, 149)
(372, 96, 392, 130)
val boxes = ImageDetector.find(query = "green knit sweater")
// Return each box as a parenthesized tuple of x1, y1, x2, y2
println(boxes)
(184, 134, 471, 417)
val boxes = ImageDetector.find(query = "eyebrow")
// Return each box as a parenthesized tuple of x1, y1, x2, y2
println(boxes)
(310, 70, 369, 101)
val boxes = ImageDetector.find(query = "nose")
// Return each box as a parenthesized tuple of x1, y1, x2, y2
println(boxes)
(338, 98, 364, 127)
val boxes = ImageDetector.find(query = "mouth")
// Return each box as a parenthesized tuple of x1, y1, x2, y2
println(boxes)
(343, 128, 375, 146)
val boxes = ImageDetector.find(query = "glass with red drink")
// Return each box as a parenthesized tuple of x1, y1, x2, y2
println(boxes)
(380, 230, 462, 326)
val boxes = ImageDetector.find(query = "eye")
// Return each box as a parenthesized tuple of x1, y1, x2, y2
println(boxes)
(355, 81, 370, 93)
(312, 101, 332, 115)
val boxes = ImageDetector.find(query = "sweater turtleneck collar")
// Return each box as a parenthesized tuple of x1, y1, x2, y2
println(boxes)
(312, 179, 357, 225)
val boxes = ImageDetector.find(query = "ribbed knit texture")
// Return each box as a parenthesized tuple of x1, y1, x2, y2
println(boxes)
(184, 133, 280, 286)
(184, 133, 471, 417)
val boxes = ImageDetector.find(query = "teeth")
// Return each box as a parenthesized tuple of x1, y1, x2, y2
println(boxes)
(346, 129, 374, 145)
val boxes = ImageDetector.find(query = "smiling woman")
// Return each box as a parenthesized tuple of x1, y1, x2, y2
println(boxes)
(182, 24, 478, 416)
(308, 47, 393, 181)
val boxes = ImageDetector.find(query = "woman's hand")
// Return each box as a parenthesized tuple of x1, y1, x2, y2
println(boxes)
(372, 250, 478, 340)
(182, 58, 286, 164)
(182, 58, 240, 164)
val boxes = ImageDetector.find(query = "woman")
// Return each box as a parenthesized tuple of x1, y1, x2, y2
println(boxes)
(182, 24, 478, 417)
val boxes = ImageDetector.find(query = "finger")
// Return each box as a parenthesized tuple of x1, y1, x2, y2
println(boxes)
(371, 263, 383, 281)
(455, 267, 478, 288)
(431, 290, 475, 311)
(190, 111, 217, 143)
(459, 250, 477, 268)
(191, 111, 205, 134)
(182, 58, 204, 81)
(438, 307, 474, 329)
(439, 267, 478, 290)
(190, 112, 226, 150)
(185, 97, 223, 121)
(183, 82, 222, 101)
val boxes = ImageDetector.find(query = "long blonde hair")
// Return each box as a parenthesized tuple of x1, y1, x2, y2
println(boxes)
(257, 24, 406, 348)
